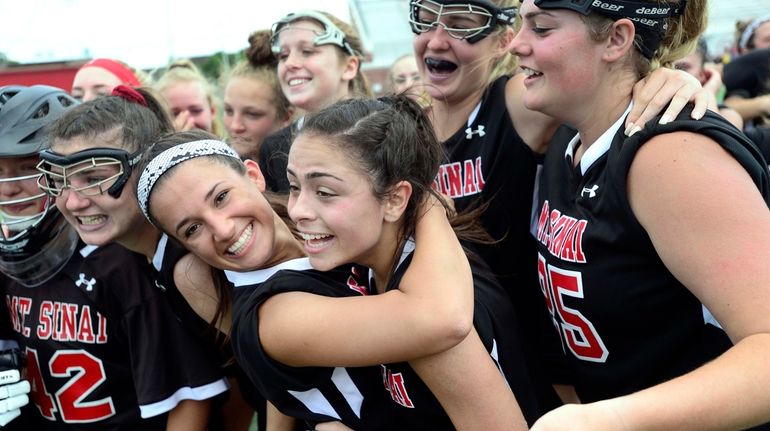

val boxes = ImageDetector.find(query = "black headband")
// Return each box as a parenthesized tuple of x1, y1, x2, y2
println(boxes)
(534, 0, 686, 58)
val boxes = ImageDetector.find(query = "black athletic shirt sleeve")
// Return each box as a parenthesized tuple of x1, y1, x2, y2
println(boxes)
(723, 48, 770, 100)
(230, 265, 391, 429)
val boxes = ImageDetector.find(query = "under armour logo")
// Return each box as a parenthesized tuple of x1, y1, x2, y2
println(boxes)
(154, 279, 166, 292)
(465, 125, 486, 139)
(581, 185, 599, 198)
(75, 273, 96, 291)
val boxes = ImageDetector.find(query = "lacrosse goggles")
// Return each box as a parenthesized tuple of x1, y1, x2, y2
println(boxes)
(271, 10, 356, 56)
(37, 147, 142, 199)
(409, 0, 517, 44)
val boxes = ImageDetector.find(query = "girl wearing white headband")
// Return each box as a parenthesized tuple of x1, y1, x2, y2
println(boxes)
(136, 94, 539, 430)
(738, 15, 770, 54)
(721, 15, 770, 126)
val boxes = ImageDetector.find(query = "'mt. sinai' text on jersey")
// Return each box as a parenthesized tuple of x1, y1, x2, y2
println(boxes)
(5, 243, 228, 430)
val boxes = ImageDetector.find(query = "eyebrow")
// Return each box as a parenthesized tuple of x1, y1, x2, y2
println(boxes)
(522, 10, 557, 20)
(174, 181, 224, 234)
(286, 167, 344, 183)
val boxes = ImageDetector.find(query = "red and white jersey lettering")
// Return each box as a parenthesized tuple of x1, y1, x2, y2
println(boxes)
(536, 201, 587, 264)
(346, 265, 368, 296)
(380, 366, 414, 408)
(3, 242, 228, 430)
(433, 157, 485, 199)
(537, 114, 768, 404)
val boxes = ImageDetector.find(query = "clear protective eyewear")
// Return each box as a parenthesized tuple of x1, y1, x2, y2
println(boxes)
(270, 10, 356, 56)
(37, 148, 141, 198)
(409, 0, 517, 44)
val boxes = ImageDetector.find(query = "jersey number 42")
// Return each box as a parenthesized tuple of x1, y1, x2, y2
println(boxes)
(26, 348, 115, 423)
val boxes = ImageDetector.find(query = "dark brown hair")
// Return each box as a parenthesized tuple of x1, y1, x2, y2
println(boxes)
(135, 129, 296, 342)
(49, 87, 173, 153)
(298, 95, 492, 278)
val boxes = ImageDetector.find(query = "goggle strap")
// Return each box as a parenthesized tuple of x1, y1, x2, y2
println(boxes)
(496, 7, 518, 25)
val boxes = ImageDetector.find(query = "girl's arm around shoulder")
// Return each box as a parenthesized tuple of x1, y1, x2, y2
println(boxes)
(410, 327, 528, 431)
(626, 68, 712, 136)
(260, 198, 474, 368)
(398, 197, 474, 346)
(505, 68, 712, 153)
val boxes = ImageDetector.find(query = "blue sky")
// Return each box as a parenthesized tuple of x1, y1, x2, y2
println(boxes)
(2, 0, 350, 69)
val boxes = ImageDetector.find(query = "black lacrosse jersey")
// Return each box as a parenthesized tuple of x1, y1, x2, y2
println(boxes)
(723, 48, 770, 100)
(4, 242, 229, 430)
(151, 234, 270, 430)
(536, 106, 770, 410)
(228, 259, 393, 430)
(438, 75, 563, 410)
(372, 240, 543, 429)
(438, 76, 539, 293)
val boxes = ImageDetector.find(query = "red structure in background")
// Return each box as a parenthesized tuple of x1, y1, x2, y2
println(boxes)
(0, 60, 87, 92)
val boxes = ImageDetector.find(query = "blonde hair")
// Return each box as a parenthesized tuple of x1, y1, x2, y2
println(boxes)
(155, 59, 224, 136)
(486, 0, 519, 86)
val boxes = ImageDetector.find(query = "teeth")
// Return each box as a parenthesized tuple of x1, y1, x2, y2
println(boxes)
(299, 232, 331, 241)
(522, 67, 542, 77)
(79, 215, 106, 225)
(289, 78, 308, 87)
(227, 224, 253, 255)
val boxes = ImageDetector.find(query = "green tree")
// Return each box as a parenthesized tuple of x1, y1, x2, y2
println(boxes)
(199, 51, 245, 81)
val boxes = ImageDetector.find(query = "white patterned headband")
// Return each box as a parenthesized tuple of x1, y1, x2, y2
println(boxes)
(136, 139, 241, 220)
(740, 15, 770, 51)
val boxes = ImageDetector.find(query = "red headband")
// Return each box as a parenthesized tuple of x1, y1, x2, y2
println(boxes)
(112, 85, 148, 107)
(80, 58, 142, 87)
